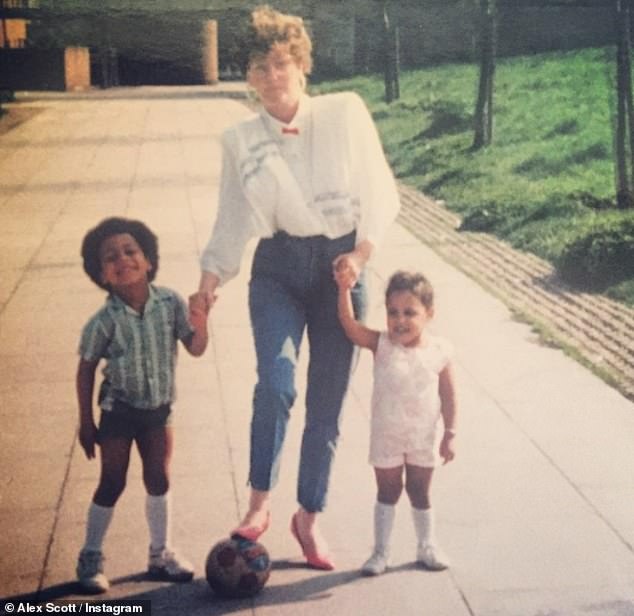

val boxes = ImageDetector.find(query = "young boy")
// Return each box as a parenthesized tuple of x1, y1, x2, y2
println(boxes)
(76, 217, 209, 593)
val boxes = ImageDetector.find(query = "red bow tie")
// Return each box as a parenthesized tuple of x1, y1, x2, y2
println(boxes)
(282, 127, 299, 135)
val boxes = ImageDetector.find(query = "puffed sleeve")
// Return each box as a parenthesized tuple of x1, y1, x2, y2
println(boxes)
(200, 130, 259, 285)
(347, 93, 401, 248)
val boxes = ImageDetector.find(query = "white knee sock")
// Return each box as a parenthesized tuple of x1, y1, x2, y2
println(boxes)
(411, 506, 435, 547)
(146, 493, 171, 554)
(83, 502, 114, 553)
(373, 502, 396, 556)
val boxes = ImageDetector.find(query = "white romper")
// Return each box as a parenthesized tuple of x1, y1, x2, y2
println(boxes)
(369, 332, 453, 468)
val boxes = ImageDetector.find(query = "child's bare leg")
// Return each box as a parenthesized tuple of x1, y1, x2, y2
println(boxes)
(93, 436, 133, 506)
(86, 436, 132, 549)
(78, 436, 132, 592)
(82, 438, 132, 553)
(137, 426, 173, 551)
(375, 466, 404, 505)
(137, 425, 173, 496)
(137, 425, 192, 581)
(404, 464, 433, 510)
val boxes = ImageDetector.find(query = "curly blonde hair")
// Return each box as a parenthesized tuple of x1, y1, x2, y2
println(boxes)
(246, 5, 313, 74)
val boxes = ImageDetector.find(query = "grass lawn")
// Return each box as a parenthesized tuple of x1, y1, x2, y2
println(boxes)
(314, 47, 634, 307)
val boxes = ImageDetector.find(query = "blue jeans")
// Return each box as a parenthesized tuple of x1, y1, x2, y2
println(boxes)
(248, 231, 367, 512)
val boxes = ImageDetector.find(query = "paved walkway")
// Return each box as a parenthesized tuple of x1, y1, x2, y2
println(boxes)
(1, 85, 633, 616)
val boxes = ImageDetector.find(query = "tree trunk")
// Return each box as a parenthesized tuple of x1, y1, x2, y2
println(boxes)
(615, 0, 634, 208)
(473, 0, 497, 149)
(393, 22, 400, 100)
(382, 1, 400, 103)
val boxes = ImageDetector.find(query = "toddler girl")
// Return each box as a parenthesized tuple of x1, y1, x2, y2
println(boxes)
(335, 269, 457, 575)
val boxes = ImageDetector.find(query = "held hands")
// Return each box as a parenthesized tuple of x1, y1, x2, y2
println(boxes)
(188, 291, 214, 331)
(332, 252, 363, 290)
(192, 271, 220, 319)
(332, 240, 373, 289)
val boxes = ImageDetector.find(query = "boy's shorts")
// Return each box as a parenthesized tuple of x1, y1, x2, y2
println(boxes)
(97, 400, 172, 442)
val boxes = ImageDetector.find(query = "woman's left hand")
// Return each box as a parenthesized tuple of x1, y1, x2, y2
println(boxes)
(332, 240, 373, 287)
(332, 252, 363, 288)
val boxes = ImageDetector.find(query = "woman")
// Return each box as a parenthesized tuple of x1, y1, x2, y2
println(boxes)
(194, 5, 400, 570)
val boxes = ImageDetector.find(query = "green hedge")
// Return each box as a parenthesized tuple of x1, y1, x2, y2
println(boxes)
(557, 216, 634, 291)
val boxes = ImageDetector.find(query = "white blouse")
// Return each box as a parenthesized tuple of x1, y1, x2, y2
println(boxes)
(200, 91, 400, 284)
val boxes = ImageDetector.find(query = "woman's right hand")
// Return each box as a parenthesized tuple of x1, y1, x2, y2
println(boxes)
(189, 291, 216, 315)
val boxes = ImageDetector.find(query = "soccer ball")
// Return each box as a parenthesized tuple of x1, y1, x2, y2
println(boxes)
(205, 536, 271, 598)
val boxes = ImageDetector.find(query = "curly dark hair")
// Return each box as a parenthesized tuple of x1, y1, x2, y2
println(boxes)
(385, 270, 434, 310)
(81, 217, 159, 290)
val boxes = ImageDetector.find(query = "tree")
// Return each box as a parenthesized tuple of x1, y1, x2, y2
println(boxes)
(615, 0, 634, 208)
(382, 0, 400, 103)
(472, 0, 497, 149)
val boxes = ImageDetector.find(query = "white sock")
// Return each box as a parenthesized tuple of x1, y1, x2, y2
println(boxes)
(373, 502, 396, 556)
(411, 506, 435, 546)
(146, 493, 170, 554)
(83, 502, 114, 553)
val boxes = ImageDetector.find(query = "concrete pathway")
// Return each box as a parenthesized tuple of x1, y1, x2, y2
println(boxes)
(0, 85, 633, 616)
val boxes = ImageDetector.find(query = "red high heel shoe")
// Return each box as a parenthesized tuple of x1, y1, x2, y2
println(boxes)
(231, 510, 271, 542)
(290, 513, 335, 570)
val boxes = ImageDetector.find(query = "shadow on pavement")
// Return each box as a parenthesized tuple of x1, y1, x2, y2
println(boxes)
(0, 564, 368, 615)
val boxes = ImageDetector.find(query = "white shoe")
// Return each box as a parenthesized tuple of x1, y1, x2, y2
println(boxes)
(361, 551, 389, 576)
(76, 549, 109, 593)
(417, 543, 450, 571)
(148, 548, 194, 582)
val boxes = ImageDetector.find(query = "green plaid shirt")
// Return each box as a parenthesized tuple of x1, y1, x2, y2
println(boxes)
(79, 285, 194, 411)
